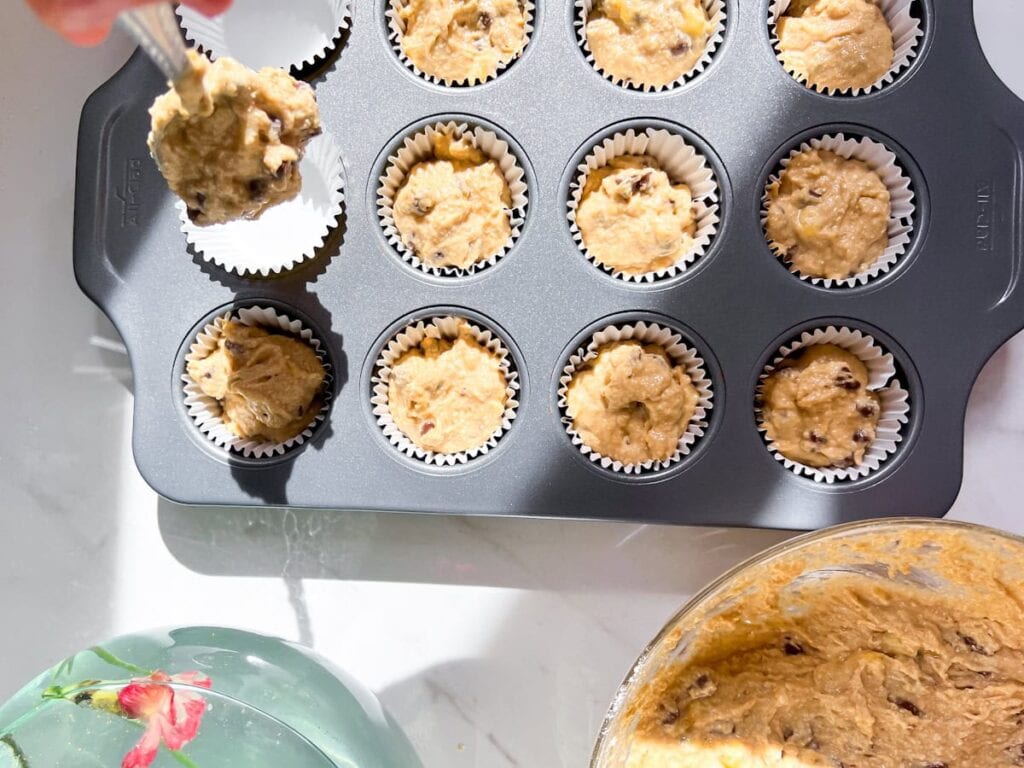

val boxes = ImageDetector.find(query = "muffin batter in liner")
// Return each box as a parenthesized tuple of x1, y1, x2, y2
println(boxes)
(768, 0, 923, 96)
(377, 120, 528, 277)
(756, 325, 909, 483)
(182, 305, 333, 459)
(569, 128, 720, 283)
(559, 321, 713, 475)
(178, 0, 351, 72)
(372, 315, 520, 466)
(178, 129, 346, 277)
(761, 132, 914, 288)
(576, 0, 726, 92)
(387, 0, 535, 86)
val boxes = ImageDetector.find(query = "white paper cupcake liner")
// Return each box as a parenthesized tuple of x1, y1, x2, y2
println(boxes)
(371, 316, 520, 466)
(387, 0, 535, 86)
(755, 325, 910, 483)
(769, 0, 924, 96)
(558, 321, 714, 474)
(376, 121, 528, 278)
(761, 133, 914, 288)
(177, 0, 351, 72)
(177, 130, 346, 277)
(182, 306, 333, 459)
(568, 128, 720, 283)
(576, 0, 726, 92)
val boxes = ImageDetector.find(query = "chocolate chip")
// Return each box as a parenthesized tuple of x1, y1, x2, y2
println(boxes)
(248, 178, 267, 200)
(807, 431, 827, 445)
(959, 633, 991, 655)
(660, 709, 679, 726)
(276, 161, 292, 180)
(430, 251, 446, 263)
(297, 405, 305, 416)
(852, 429, 870, 443)
(224, 340, 245, 355)
(922, 763, 948, 768)
(631, 171, 652, 194)
(195, 191, 206, 208)
(858, 403, 878, 417)
(421, 421, 435, 435)
(808, 188, 823, 198)
(186, 207, 202, 223)
(835, 373, 861, 390)
(892, 697, 922, 717)
(670, 38, 691, 56)
(783, 638, 804, 655)
(411, 196, 433, 215)
(479, 11, 492, 28)
(695, 673, 709, 687)
(782, 726, 794, 740)
(203, 372, 212, 379)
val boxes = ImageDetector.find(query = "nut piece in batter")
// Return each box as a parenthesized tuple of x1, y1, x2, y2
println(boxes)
(585, 0, 714, 87)
(187, 320, 326, 443)
(398, 0, 527, 82)
(566, 341, 699, 466)
(387, 321, 508, 454)
(577, 156, 697, 276)
(760, 344, 880, 468)
(766, 149, 890, 280)
(620, 527, 1024, 768)
(393, 133, 512, 270)
(148, 50, 321, 226)
(777, 0, 895, 92)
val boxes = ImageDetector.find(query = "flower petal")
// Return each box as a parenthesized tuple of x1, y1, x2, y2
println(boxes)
(121, 720, 162, 768)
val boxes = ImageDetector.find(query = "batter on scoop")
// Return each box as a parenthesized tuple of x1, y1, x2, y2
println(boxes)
(187, 321, 325, 443)
(766, 149, 890, 280)
(585, 0, 714, 87)
(398, 0, 527, 82)
(149, 51, 321, 226)
(619, 527, 1024, 768)
(576, 156, 698, 276)
(760, 344, 880, 468)
(566, 341, 699, 466)
(393, 133, 512, 270)
(387, 321, 508, 454)
(777, 0, 895, 92)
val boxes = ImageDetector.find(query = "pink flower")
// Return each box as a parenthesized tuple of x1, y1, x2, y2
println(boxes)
(117, 671, 212, 768)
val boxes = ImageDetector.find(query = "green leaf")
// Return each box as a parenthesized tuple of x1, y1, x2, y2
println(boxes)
(168, 749, 200, 768)
(87, 647, 152, 677)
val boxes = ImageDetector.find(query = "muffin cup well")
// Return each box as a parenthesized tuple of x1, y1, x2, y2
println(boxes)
(376, 120, 528, 278)
(768, 0, 924, 96)
(386, 0, 535, 87)
(558, 321, 714, 475)
(761, 132, 914, 288)
(575, 0, 726, 92)
(182, 305, 333, 459)
(371, 315, 520, 466)
(178, 130, 346, 277)
(568, 127, 720, 283)
(177, 0, 351, 72)
(755, 325, 910, 483)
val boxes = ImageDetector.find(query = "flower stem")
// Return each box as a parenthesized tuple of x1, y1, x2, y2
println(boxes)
(87, 647, 152, 677)
(168, 749, 200, 768)
(0, 733, 30, 768)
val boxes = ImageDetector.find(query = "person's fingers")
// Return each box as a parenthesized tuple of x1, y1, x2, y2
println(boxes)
(27, 0, 233, 47)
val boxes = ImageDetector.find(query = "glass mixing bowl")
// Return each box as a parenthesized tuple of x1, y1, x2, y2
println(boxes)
(590, 518, 1024, 767)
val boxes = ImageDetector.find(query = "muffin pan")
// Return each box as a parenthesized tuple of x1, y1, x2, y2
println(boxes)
(74, 0, 1024, 529)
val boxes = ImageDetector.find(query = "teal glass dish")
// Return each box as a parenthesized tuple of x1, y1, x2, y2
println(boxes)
(0, 627, 421, 768)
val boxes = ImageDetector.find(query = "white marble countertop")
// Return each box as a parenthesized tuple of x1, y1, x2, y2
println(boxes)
(1, 2, 1022, 766)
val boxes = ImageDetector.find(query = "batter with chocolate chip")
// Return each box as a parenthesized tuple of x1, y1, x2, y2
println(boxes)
(387, 320, 508, 454)
(398, 0, 527, 82)
(576, 156, 698, 276)
(566, 340, 699, 466)
(766, 149, 890, 280)
(617, 525, 1024, 768)
(187, 320, 325, 443)
(585, 0, 714, 87)
(777, 0, 895, 92)
(760, 344, 880, 468)
(148, 51, 321, 226)
(392, 133, 512, 271)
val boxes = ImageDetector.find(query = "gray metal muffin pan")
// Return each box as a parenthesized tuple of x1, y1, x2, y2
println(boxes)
(74, 0, 1024, 529)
